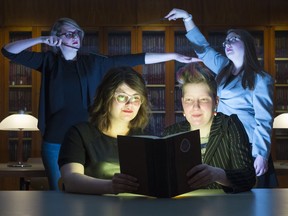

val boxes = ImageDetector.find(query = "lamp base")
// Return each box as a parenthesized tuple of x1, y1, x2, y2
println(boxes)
(7, 162, 32, 167)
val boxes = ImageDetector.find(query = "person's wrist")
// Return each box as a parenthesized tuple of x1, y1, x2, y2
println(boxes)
(183, 14, 192, 22)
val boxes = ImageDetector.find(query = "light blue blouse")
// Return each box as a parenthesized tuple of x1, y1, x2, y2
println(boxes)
(186, 27, 274, 160)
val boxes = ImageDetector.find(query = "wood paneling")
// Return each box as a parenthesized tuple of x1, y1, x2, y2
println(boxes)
(0, 0, 288, 27)
(201, 0, 270, 26)
(269, 0, 288, 25)
(69, 0, 137, 26)
(136, 0, 203, 26)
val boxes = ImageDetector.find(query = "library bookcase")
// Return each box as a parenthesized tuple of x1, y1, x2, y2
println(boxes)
(1, 24, 288, 187)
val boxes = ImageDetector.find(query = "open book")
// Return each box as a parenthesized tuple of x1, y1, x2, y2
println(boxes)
(117, 130, 201, 198)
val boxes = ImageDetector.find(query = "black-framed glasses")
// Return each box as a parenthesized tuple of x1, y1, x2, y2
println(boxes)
(58, 31, 79, 39)
(114, 92, 142, 106)
(222, 36, 241, 48)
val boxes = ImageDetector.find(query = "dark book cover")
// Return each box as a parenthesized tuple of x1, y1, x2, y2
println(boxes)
(117, 130, 201, 198)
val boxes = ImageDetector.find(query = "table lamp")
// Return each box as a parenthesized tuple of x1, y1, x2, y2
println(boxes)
(0, 111, 39, 167)
(273, 113, 288, 129)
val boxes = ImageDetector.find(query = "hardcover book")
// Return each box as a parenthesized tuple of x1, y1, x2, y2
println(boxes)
(117, 130, 201, 198)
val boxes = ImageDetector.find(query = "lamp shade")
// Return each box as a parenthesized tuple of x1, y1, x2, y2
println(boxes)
(0, 113, 39, 131)
(273, 113, 288, 129)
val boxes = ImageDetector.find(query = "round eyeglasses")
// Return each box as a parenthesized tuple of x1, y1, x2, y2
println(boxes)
(58, 31, 79, 39)
(114, 93, 142, 106)
(222, 36, 241, 48)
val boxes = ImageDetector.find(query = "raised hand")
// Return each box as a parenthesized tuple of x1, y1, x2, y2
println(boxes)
(165, 8, 190, 21)
(42, 36, 62, 47)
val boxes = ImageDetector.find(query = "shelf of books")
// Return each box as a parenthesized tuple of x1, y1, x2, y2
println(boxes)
(173, 29, 197, 124)
(7, 31, 33, 161)
(81, 28, 100, 54)
(105, 29, 133, 55)
(138, 28, 166, 135)
(273, 28, 288, 162)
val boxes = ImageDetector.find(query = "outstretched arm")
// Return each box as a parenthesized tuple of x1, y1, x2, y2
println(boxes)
(165, 8, 196, 32)
(145, 52, 201, 64)
(3, 36, 62, 54)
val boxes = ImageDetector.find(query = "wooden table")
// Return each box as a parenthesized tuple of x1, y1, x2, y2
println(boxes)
(0, 189, 287, 216)
(0, 158, 46, 190)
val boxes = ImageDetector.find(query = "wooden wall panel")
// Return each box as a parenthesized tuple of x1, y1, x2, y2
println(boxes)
(0, 0, 288, 27)
(33, 0, 71, 26)
(3, 0, 70, 26)
(201, 0, 270, 26)
(3, 0, 39, 26)
(269, 0, 288, 25)
(69, 0, 137, 26)
(136, 0, 203, 26)
(0, 0, 4, 27)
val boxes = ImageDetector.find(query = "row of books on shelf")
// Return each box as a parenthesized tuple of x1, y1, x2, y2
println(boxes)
(8, 140, 31, 162)
(108, 33, 131, 55)
(275, 139, 288, 160)
(175, 113, 185, 123)
(9, 63, 32, 85)
(275, 88, 288, 110)
(9, 89, 32, 112)
(148, 88, 165, 111)
(174, 32, 196, 53)
(142, 33, 165, 53)
(145, 113, 165, 136)
(142, 63, 166, 85)
(174, 87, 183, 111)
(275, 62, 288, 84)
(275, 35, 288, 57)
(81, 33, 100, 53)
(145, 113, 186, 137)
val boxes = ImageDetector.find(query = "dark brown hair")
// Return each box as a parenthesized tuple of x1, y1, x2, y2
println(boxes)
(89, 66, 151, 132)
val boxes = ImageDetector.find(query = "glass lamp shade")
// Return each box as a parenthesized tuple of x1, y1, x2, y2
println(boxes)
(0, 113, 39, 131)
(273, 113, 288, 129)
(0, 113, 39, 167)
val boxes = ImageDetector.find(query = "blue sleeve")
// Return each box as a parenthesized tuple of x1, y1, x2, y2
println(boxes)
(252, 73, 274, 159)
(185, 27, 230, 75)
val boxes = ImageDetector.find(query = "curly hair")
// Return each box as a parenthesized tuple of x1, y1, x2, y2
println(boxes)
(177, 62, 217, 99)
(89, 66, 151, 132)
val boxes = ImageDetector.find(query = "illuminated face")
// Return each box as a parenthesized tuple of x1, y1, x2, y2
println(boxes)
(58, 25, 80, 49)
(181, 83, 217, 130)
(224, 32, 244, 63)
(110, 83, 142, 124)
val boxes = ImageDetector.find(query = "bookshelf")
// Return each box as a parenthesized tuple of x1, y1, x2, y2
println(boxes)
(271, 27, 288, 164)
(4, 30, 33, 162)
(1, 25, 288, 167)
(137, 27, 167, 135)
(172, 28, 197, 124)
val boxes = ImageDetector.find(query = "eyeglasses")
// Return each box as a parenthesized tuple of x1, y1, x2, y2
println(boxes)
(114, 92, 142, 106)
(58, 31, 79, 39)
(222, 36, 241, 48)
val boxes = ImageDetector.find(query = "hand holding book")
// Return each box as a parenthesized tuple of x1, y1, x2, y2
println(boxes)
(117, 130, 201, 198)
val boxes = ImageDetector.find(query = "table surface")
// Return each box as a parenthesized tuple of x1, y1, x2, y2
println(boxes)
(0, 189, 287, 216)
